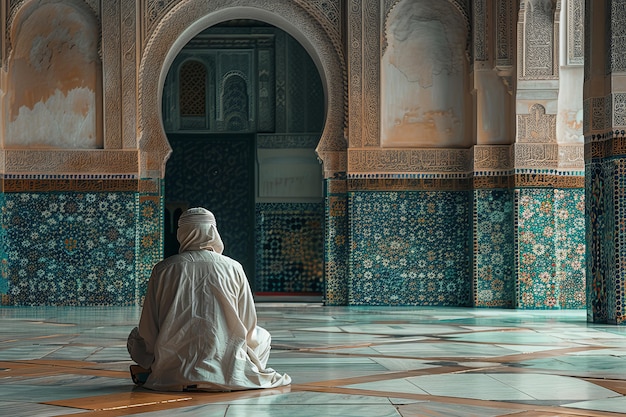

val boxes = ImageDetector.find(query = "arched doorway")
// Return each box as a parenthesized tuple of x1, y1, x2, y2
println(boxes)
(137, 1, 347, 303)
(161, 20, 326, 296)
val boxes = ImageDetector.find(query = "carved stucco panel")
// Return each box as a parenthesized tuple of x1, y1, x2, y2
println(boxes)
(558, 143, 584, 169)
(473, 143, 582, 171)
(102, 0, 121, 149)
(610, 0, 626, 72)
(363, 0, 380, 147)
(348, 148, 472, 173)
(517, 104, 557, 143)
(567, 0, 584, 65)
(514, 143, 559, 168)
(121, 1, 137, 149)
(614, 93, 626, 127)
(348, 0, 363, 148)
(496, 0, 515, 67)
(3, 150, 138, 174)
(591, 96, 606, 132)
(519, 0, 558, 80)
(473, 0, 488, 62)
(473, 145, 513, 171)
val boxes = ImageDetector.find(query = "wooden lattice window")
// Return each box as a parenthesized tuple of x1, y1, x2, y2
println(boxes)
(179, 60, 207, 117)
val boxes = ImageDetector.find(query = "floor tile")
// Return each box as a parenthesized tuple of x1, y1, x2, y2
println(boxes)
(1, 306, 625, 416)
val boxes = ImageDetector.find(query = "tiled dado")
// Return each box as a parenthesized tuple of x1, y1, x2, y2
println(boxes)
(473, 188, 516, 308)
(0, 177, 163, 306)
(346, 175, 584, 308)
(585, 157, 626, 324)
(255, 203, 324, 294)
(515, 188, 586, 309)
(348, 188, 473, 306)
(0, 172, 586, 308)
(324, 176, 349, 306)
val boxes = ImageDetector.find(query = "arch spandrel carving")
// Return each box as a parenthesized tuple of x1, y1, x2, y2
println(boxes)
(138, 0, 347, 179)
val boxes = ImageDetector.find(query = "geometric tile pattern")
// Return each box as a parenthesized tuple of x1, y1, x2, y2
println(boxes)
(0, 192, 7, 304)
(0, 192, 139, 306)
(516, 188, 586, 309)
(255, 202, 324, 294)
(554, 188, 587, 308)
(2, 306, 626, 417)
(324, 177, 349, 306)
(473, 189, 516, 307)
(608, 158, 626, 324)
(586, 156, 626, 324)
(136, 192, 164, 305)
(0, 178, 591, 312)
(348, 191, 472, 305)
(586, 160, 607, 322)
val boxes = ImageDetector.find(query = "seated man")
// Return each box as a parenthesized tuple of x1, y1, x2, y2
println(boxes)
(127, 207, 291, 391)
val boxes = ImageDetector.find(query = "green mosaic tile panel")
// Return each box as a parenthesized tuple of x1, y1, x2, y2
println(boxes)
(324, 179, 348, 306)
(473, 189, 515, 307)
(348, 191, 472, 306)
(255, 202, 324, 293)
(554, 188, 586, 309)
(516, 188, 585, 309)
(1, 192, 138, 306)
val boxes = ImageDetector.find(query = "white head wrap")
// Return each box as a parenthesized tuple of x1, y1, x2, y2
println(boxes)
(176, 207, 224, 254)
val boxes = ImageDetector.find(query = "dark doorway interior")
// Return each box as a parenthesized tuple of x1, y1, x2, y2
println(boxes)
(164, 133, 256, 287)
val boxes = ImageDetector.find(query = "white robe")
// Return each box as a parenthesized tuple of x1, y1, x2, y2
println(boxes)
(127, 249, 291, 391)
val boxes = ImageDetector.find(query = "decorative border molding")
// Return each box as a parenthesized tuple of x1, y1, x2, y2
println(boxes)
(0, 150, 138, 175)
(567, 0, 584, 66)
(347, 144, 584, 175)
(258, 134, 320, 148)
(346, 173, 584, 191)
(585, 132, 626, 160)
(348, 149, 472, 173)
(558, 143, 585, 168)
(473, 145, 513, 170)
(0, 178, 139, 193)
(348, 178, 472, 191)
(513, 143, 559, 168)
(514, 173, 584, 188)
(0, 176, 159, 193)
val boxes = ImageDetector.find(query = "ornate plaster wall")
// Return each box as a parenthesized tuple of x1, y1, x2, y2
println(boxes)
(381, 0, 469, 148)
(6, 0, 101, 149)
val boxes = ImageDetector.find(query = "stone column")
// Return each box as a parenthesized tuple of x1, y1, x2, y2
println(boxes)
(471, 0, 517, 307)
(514, 0, 586, 309)
(323, 175, 348, 305)
(584, 0, 626, 324)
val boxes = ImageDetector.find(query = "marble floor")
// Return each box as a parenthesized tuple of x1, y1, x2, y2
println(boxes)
(2, 304, 626, 417)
